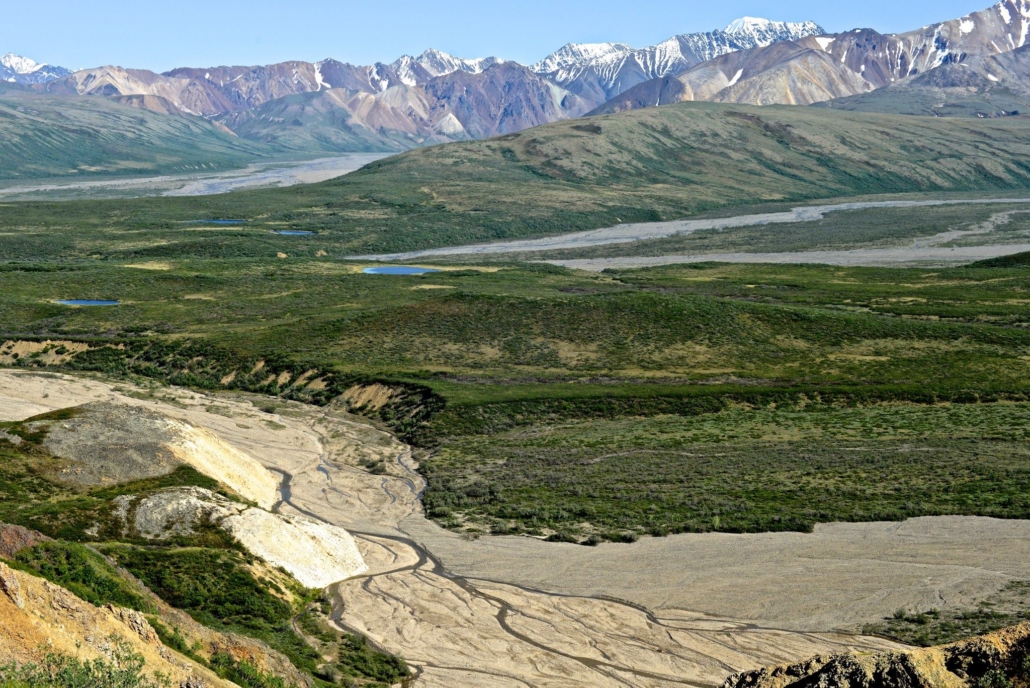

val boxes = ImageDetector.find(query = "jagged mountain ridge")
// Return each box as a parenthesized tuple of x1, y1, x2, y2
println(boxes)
(27, 16, 813, 151)
(531, 18, 825, 105)
(0, 53, 70, 85)
(595, 0, 1030, 112)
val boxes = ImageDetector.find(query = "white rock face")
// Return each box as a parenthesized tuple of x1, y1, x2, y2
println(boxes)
(120, 487, 368, 589)
(158, 418, 281, 510)
(221, 509, 368, 589)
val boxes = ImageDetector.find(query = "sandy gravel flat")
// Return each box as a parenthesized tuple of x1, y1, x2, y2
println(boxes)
(0, 154, 387, 201)
(350, 198, 1030, 261)
(548, 243, 1030, 271)
(8, 370, 1030, 686)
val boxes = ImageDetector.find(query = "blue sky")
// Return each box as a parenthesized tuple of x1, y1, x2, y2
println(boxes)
(1, 0, 997, 71)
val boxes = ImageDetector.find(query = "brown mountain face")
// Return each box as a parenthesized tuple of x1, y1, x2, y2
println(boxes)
(425, 62, 590, 138)
(41, 58, 585, 149)
(817, 44, 1030, 117)
(594, 0, 1030, 112)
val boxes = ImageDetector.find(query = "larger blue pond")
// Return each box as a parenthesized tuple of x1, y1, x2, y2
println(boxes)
(276, 230, 314, 236)
(363, 266, 441, 275)
(55, 300, 120, 306)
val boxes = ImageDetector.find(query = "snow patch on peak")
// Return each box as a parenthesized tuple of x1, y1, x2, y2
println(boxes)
(532, 42, 634, 74)
(414, 49, 504, 77)
(1, 53, 41, 74)
(725, 17, 769, 33)
(960, 19, 976, 35)
(725, 17, 825, 42)
(0, 53, 71, 84)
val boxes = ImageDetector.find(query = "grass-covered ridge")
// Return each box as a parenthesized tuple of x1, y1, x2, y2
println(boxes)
(5, 104, 1030, 257)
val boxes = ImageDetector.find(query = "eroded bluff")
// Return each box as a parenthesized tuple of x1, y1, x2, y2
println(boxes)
(724, 623, 1030, 688)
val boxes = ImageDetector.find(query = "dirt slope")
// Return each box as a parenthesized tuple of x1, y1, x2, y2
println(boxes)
(0, 561, 232, 687)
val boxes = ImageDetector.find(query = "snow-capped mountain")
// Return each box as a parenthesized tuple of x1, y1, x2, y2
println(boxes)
(27, 1, 1030, 156)
(723, 17, 823, 46)
(531, 18, 825, 104)
(595, 0, 1030, 113)
(1, 53, 71, 84)
(389, 49, 506, 87)
(531, 43, 635, 75)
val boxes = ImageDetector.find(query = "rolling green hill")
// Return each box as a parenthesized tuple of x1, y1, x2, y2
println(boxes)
(5, 101, 1030, 257)
(0, 92, 268, 180)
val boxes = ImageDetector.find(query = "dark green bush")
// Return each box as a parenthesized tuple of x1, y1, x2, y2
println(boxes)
(0, 641, 168, 688)
(12, 542, 153, 613)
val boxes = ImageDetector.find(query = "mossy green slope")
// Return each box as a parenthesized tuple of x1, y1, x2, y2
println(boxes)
(0, 92, 267, 181)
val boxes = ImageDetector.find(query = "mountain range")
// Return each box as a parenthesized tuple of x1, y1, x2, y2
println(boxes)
(1, 17, 824, 151)
(5, 2, 1030, 160)
(597, 0, 1030, 112)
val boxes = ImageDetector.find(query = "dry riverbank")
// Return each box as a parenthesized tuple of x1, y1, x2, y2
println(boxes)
(7, 370, 1028, 686)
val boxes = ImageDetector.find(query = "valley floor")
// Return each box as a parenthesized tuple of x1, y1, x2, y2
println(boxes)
(353, 196, 1030, 270)
(5, 369, 1030, 686)
(0, 154, 387, 201)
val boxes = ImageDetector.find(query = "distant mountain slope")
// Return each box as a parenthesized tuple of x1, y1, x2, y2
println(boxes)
(215, 62, 585, 152)
(532, 18, 824, 106)
(815, 43, 1030, 117)
(594, 0, 1030, 112)
(1, 53, 70, 84)
(0, 91, 265, 180)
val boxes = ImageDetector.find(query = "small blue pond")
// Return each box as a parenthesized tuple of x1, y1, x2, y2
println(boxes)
(276, 230, 315, 236)
(186, 219, 246, 225)
(363, 266, 441, 275)
(56, 300, 120, 307)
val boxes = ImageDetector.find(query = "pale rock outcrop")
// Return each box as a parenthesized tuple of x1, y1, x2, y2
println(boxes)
(0, 562, 24, 609)
(118, 487, 368, 589)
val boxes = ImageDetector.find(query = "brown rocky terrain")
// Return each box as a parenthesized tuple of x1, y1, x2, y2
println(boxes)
(723, 622, 1030, 688)
(0, 560, 233, 687)
(0, 524, 52, 559)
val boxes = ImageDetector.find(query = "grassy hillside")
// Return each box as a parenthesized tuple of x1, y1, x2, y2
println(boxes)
(0, 92, 268, 180)
(814, 83, 1030, 118)
(5, 102, 1030, 254)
